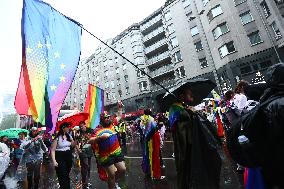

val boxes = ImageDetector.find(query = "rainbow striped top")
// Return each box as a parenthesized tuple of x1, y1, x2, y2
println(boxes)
(93, 127, 122, 165)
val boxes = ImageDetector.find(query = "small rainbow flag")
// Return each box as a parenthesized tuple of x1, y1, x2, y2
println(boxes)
(84, 84, 104, 129)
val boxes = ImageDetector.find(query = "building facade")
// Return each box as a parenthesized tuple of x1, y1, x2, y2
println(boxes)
(65, 0, 284, 114)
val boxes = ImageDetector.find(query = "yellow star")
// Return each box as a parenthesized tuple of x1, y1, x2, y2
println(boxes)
(54, 52, 60, 58)
(46, 43, 51, 49)
(50, 84, 57, 91)
(59, 76, 66, 82)
(60, 63, 66, 69)
(26, 47, 33, 53)
(37, 41, 43, 49)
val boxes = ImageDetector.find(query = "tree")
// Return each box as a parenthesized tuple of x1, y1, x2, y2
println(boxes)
(0, 114, 17, 130)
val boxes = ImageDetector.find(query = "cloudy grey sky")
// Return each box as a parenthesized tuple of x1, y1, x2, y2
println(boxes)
(0, 0, 165, 94)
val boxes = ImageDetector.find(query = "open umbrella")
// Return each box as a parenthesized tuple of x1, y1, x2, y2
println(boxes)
(244, 83, 268, 101)
(163, 78, 216, 108)
(56, 112, 89, 130)
(0, 128, 29, 139)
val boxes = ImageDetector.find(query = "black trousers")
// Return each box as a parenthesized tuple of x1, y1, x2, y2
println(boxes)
(55, 150, 73, 189)
(79, 156, 91, 188)
(26, 161, 41, 189)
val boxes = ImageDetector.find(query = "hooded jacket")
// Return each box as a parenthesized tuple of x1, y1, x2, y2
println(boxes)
(260, 63, 284, 188)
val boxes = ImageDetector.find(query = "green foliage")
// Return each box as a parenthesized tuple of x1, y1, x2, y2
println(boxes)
(0, 114, 17, 130)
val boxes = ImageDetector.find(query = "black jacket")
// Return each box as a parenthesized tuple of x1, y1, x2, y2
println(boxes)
(260, 63, 284, 188)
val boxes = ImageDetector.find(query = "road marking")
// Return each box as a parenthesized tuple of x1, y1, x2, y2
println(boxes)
(125, 156, 175, 160)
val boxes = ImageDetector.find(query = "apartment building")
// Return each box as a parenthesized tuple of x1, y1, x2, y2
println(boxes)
(65, 0, 284, 114)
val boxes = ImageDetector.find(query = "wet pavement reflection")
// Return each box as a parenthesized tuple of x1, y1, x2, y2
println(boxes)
(5, 134, 243, 189)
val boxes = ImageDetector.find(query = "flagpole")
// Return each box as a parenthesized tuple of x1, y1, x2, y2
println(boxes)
(46, 4, 178, 99)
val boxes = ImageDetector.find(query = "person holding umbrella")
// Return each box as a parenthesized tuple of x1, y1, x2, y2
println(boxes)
(166, 78, 222, 189)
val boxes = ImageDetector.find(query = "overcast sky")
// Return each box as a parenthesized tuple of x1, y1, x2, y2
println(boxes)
(0, 0, 165, 94)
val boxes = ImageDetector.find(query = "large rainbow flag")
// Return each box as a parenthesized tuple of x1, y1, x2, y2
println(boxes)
(84, 84, 104, 129)
(14, 0, 82, 133)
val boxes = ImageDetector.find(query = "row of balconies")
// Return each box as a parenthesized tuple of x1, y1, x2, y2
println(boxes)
(144, 38, 167, 54)
(148, 51, 170, 66)
(143, 26, 164, 42)
(149, 64, 175, 78)
(140, 14, 162, 31)
(151, 79, 176, 92)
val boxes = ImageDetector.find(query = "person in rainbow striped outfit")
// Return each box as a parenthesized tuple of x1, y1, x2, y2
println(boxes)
(88, 112, 126, 189)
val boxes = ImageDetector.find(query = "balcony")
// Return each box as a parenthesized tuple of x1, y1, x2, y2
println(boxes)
(151, 79, 176, 92)
(143, 26, 164, 43)
(148, 51, 170, 66)
(145, 38, 167, 55)
(150, 64, 175, 78)
(141, 14, 162, 32)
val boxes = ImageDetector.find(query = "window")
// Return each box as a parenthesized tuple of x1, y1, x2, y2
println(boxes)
(218, 41, 236, 58)
(248, 31, 262, 45)
(135, 57, 144, 65)
(105, 81, 109, 88)
(202, 0, 209, 6)
(182, 0, 191, 8)
(199, 58, 209, 68)
(234, 0, 247, 6)
(240, 11, 254, 25)
(138, 81, 148, 91)
(133, 45, 143, 53)
(194, 41, 203, 51)
(126, 87, 129, 94)
(173, 51, 183, 62)
(164, 11, 172, 22)
(191, 26, 199, 36)
(117, 78, 121, 85)
(124, 75, 128, 82)
(118, 90, 122, 97)
(271, 21, 282, 39)
(106, 93, 110, 100)
(167, 24, 175, 34)
(95, 76, 99, 81)
(207, 5, 223, 22)
(114, 57, 119, 64)
(103, 61, 108, 67)
(94, 66, 99, 72)
(137, 69, 146, 77)
(112, 93, 116, 101)
(212, 22, 229, 39)
(110, 81, 115, 88)
(170, 37, 179, 48)
(123, 64, 127, 70)
(176, 66, 186, 78)
(260, 1, 271, 17)
(116, 68, 120, 74)
(240, 65, 252, 75)
(105, 70, 109, 77)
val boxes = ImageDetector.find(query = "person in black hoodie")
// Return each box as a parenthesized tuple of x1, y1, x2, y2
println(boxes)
(259, 63, 284, 189)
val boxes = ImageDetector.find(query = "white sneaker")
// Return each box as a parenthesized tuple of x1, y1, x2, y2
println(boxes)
(115, 182, 121, 189)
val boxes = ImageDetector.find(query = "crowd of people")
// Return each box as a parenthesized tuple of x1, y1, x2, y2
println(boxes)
(0, 63, 283, 189)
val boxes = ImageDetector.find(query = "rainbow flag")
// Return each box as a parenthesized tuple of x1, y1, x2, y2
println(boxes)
(14, 0, 81, 133)
(84, 84, 104, 129)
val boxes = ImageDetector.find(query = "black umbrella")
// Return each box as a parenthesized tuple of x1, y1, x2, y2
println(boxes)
(163, 78, 216, 108)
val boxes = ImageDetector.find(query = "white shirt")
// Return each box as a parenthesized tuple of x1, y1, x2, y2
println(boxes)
(233, 93, 248, 111)
(56, 135, 72, 151)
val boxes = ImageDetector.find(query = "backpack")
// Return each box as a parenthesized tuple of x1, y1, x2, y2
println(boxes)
(226, 96, 280, 167)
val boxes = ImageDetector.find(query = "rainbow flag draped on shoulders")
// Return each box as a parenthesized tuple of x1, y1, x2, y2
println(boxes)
(141, 115, 161, 179)
(169, 103, 184, 131)
(84, 84, 104, 129)
(14, 0, 82, 133)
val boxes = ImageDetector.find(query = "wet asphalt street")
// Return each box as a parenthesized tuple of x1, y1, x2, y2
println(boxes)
(6, 133, 243, 189)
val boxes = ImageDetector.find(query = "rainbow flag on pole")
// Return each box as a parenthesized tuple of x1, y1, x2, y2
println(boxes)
(84, 84, 104, 129)
(14, 0, 81, 133)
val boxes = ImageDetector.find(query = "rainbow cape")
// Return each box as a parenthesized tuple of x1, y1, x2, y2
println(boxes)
(84, 84, 104, 129)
